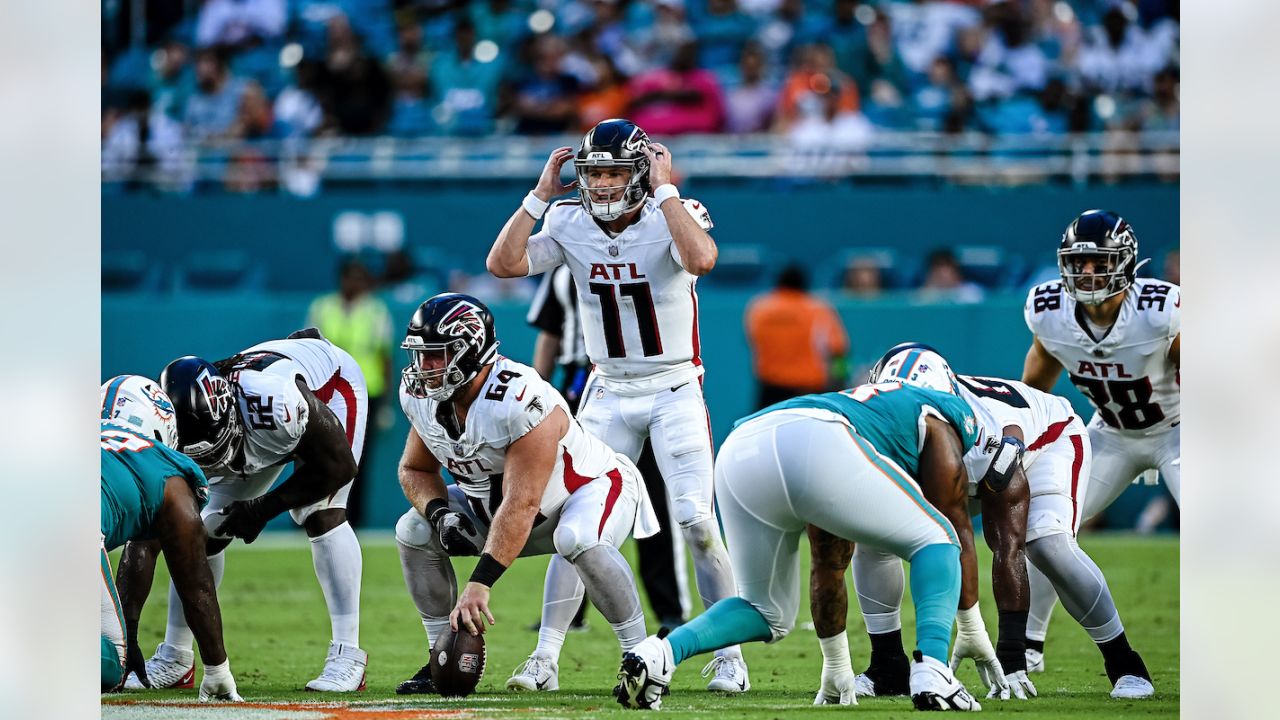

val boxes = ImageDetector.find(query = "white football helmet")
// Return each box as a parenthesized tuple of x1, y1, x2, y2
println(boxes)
(100, 374, 180, 449)
(869, 343, 959, 395)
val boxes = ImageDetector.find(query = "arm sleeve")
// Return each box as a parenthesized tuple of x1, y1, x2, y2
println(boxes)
(526, 228, 566, 277)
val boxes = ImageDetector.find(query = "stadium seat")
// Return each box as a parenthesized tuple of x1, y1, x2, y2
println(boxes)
(829, 247, 918, 291)
(102, 251, 163, 294)
(173, 250, 267, 293)
(952, 245, 1028, 289)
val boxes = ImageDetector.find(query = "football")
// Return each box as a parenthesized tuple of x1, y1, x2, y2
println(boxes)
(429, 627, 487, 697)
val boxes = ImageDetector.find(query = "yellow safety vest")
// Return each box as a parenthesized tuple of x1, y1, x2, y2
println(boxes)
(307, 293, 393, 398)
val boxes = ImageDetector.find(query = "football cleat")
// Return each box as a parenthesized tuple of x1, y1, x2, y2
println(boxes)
(1026, 648, 1045, 673)
(125, 642, 194, 689)
(506, 653, 559, 692)
(1110, 675, 1155, 699)
(853, 655, 911, 697)
(395, 662, 438, 695)
(305, 642, 367, 692)
(616, 634, 676, 710)
(853, 672, 876, 698)
(702, 654, 750, 693)
(909, 651, 981, 711)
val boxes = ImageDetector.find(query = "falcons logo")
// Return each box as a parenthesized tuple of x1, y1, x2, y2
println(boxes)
(526, 396, 545, 415)
(438, 301, 487, 344)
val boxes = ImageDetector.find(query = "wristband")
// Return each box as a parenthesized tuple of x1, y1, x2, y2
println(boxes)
(469, 552, 508, 588)
(818, 631, 852, 672)
(653, 183, 679, 204)
(996, 610, 1029, 673)
(424, 498, 449, 526)
(956, 603, 986, 633)
(522, 191, 550, 220)
(203, 659, 232, 680)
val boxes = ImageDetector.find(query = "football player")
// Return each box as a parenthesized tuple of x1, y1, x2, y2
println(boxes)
(486, 118, 747, 691)
(842, 344, 1153, 700)
(1022, 210, 1179, 675)
(100, 376, 240, 700)
(391, 293, 658, 695)
(616, 377, 988, 711)
(120, 330, 369, 692)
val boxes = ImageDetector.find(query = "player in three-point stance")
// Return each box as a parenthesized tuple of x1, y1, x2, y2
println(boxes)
(100, 376, 240, 700)
(121, 331, 369, 692)
(616, 378, 989, 711)
(486, 118, 748, 692)
(391, 293, 658, 695)
(1022, 210, 1178, 683)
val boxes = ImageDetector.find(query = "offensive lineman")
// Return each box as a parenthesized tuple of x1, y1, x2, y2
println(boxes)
(846, 345, 1153, 699)
(100, 376, 240, 700)
(616, 378, 987, 711)
(391, 293, 658, 693)
(1022, 210, 1179, 674)
(121, 330, 369, 692)
(486, 118, 747, 691)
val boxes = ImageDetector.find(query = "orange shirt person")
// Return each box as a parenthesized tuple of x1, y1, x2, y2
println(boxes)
(745, 264, 850, 409)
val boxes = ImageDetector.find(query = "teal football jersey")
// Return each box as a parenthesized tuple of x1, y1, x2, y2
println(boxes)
(100, 421, 209, 551)
(737, 382, 980, 478)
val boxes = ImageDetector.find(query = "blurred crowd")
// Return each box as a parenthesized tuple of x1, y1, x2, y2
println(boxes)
(103, 0, 1180, 180)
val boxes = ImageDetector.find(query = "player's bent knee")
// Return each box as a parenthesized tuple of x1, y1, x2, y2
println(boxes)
(396, 509, 434, 550)
(554, 522, 600, 561)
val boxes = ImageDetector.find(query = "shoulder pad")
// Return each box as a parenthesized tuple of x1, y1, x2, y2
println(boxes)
(681, 198, 714, 231)
(1132, 279, 1180, 338)
(484, 364, 552, 443)
(1025, 281, 1065, 331)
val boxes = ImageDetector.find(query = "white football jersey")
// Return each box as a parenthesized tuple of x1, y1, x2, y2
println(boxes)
(401, 356, 625, 518)
(1025, 278, 1180, 435)
(957, 374, 1079, 494)
(525, 197, 714, 395)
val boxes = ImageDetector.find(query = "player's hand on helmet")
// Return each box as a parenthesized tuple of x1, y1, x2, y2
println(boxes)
(124, 632, 151, 689)
(214, 495, 283, 544)
(813, 666, 859, 705)
(988, 669, 1037, 700)
(451, 581, 496, 636)
(642, 142, 673, 189)
(426, 504, 483, 556)
(198, 660, 243, 702)
(533, 146, 577, 202)
(950, 605, 1009, 695)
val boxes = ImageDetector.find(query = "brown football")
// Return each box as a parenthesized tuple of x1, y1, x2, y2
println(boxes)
(429, 627, 486, 697)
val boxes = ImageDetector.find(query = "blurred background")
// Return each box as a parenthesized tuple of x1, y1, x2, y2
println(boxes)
(100, 0, 1179, 532)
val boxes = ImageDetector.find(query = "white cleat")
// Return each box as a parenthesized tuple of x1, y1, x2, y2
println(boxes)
(616, 634, 675, 710)
(506, 653, 559, 692)
(305, 642, 367, 692)
(853, 672, 877, 698)
(1026, 648, 1045, 673)
(1110, 675, 1155, 699)
(910, 651, 981, 711)
(702, 654, 750, 693)
(124, 642, 195, 689)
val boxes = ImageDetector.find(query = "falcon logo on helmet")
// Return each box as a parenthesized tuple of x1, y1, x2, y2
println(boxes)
(439, 302, 488, 344)
(161, 356, 245, 469)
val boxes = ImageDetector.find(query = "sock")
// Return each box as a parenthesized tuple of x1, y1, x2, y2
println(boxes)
(610, 613, 648, 653)
(165, 551, 225, 652)
(907, 543, 961, 664)
(868, 628, 907, 664)
(1026, 554, 1058, 642)
(1099, 633, 1150, 683)
(423, 616, 451, 647)
(996, 610, 1029, 673)
(536, 554, 585, 662)
(571, 546, 648, 652)
(1027, 638, 1045, 653)
(666, 597, 772, 665)
(310, 522, 362, 647)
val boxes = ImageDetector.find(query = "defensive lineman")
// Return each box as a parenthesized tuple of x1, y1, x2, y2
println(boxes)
(1022, 210, 1179, 674)
(100, 376, 239, 700)
(392, 294, 657, 693)
(123, 331, 369, 691)
(616, 379, 985, 711)
(487, 118, 747, 691)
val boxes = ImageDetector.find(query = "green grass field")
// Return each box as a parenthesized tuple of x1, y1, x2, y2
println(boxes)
(103, 532, 1177, 718)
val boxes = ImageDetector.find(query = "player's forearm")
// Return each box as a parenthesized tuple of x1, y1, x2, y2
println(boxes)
(953, 519, 981, 610)
(117, 538, 161, 634)
(487, 209, 536, 278)
(662, 202, 717, 276)
(983, 473, 1031, 614)
(162, 533, 229, 666)
(808, 525, 853, 636)
(399, 468, 449, 517)
(481, 500, 540, 567)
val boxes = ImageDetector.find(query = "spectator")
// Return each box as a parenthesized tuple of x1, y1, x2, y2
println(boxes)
(1136, 65, 1179, 131)
(775, 44, 859, 132)
(630, 0, 695, 73)
(195, 0, 286, 49)
(745, 263, 850, 408)
(915, 248, 985, 304)
(274, 60, 326, 137)
(629, 39, 726, 134)
(507, 35, 581, 135)
(306, 258, 395, 528)
(1077, 5, 1160, 94)
(102, 89, 188, 190)
(845, 10, 910, 129)
(967, 1, 1049, 102)
(695, 0, 758, 77)
(320, 15, 392, 135)
(184, 47, 245, 140)
(785, 72, 874, 169)
(428, 17, 505, 135)
(470, 0, 529, 51)
(577, 55, 631, 131)
(885, 0, 982, 77)
(911, 56, 958, 131)
(228, 80, 285, 139)
(149, 38, 193, 121)
(841, 258, 884, 299)
(724, 41, 778, 133)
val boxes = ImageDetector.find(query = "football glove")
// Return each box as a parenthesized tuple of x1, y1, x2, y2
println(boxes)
(949, 604, 1010, 696)
(988, 669, 1038, 700)
(426, 501, 483, 556)
(198, 659, 243, 702)
(214, 495, 284, 544)
(124, 632, 151, 689)
(814, 666, 858, 705)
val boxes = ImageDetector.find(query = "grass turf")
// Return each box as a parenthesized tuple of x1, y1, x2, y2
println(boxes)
(103, 531, 1177, 718)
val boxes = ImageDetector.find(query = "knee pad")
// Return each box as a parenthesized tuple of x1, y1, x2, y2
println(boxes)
(396, 509, 434, 550)
(1026, 533, 1069, 568)
(554, 521, 599, 561)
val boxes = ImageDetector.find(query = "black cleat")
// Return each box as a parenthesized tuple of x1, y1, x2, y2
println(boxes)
(395, 663, 438, 695)
(863, 654, 912, 697)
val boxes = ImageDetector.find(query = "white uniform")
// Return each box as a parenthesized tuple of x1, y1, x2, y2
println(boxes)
(202, 337, 369, 529)
(957, 375, 1089, 541)
(1024, 278, 1180, 513)
(398, 356, 657, 560)
(525, 197, 718, 528)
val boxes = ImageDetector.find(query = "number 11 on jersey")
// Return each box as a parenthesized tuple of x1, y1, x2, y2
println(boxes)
(589, 281, 664, 358)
